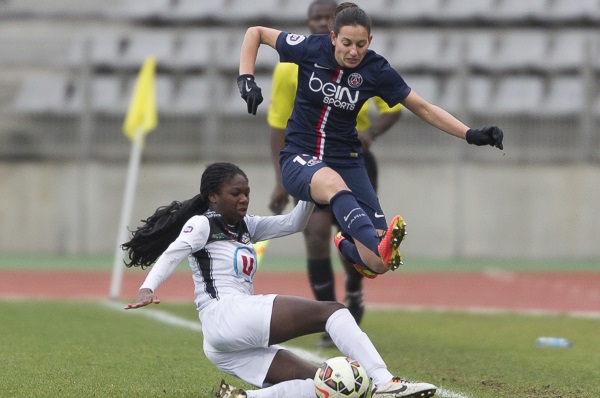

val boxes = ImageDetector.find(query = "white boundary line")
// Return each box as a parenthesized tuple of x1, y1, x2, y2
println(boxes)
(103, 301, 471, 398)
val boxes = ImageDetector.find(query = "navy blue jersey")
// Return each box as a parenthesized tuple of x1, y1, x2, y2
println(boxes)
(276, 32, 411, 165)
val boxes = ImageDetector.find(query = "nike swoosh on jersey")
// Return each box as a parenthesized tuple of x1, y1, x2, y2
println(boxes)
(374, 212, 385, 218)
(314, 63, 331, 70)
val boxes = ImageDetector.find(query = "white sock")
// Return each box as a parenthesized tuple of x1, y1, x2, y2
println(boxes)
(326, 308, 393, 387)
(245, 378, 315, 398)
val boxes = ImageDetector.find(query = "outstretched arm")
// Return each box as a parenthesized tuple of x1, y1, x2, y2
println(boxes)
(401, 90, 469, 139)
(401, 90, 503, 150)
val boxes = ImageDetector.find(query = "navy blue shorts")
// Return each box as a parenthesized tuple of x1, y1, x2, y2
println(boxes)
(280, 153, 387, 230)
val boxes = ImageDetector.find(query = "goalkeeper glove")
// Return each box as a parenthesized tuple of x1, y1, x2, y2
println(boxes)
(236, 74, 263, 115)
(466, 126, 504, 150)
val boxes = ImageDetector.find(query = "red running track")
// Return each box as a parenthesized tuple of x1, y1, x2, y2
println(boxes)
(1, 269, 599, 315)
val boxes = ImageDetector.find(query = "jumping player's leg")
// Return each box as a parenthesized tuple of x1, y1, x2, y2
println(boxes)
(339, 149, 375, 321)
(280, 154, 399, 274)
(280, 155, 379, 270)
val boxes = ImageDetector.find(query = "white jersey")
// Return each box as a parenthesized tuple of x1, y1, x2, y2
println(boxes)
(140, 201, 314, 311)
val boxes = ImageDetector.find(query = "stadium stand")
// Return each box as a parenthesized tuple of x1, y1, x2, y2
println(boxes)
(541, 76, 587, 117)
(385, 31, 459, 74)
(485, 76, 545, 117)
(156, 0, 225, 25)
(104, 0, 171, 23)
(2, 0, 600, 162)
(165, 75, 213, 116)
(365, 0, 442, 24)
(469, 30, 548, 74)
(492, 0, 548, 25)
(12, 74, 75, 115)
(163, 30, 216, 73)
(545, 31, 589, 74)
(435, 0, 496, 24)
(543, 0, 600, 25)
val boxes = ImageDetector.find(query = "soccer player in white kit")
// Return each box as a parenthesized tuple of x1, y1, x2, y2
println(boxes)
(122, 162, 436, 398)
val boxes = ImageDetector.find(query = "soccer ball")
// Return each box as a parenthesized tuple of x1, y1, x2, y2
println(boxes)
(314, 356, 371, 398)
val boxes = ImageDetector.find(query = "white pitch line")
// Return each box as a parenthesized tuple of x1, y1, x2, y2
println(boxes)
(104, 300, 471, 398)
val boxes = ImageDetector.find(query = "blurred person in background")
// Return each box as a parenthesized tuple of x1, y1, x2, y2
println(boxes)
(266, 0, 402, 348)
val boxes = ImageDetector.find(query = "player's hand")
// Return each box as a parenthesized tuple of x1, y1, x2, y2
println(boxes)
(269, 183, 289, 215)
(466, 126, 504, 150)
(124, 288, 160, 310)
(237, 74, 263, 115)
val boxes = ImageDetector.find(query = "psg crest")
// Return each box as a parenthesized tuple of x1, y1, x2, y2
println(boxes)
(347, 73, 363, 88)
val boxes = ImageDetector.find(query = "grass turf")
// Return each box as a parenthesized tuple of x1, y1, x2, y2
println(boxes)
(1, 300, 598, 397)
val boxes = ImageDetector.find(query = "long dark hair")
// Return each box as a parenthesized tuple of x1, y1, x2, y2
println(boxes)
(332, 2, 371, 35)
(121, 162, 248, 269)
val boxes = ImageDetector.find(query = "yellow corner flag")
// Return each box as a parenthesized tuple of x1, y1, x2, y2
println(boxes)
(123, 57, 158, 140)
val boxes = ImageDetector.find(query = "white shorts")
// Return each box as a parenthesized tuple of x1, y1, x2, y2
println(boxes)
(199, 294, 285, 387)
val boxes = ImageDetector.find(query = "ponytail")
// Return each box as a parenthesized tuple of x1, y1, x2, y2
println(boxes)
(121, 194, 206, 269)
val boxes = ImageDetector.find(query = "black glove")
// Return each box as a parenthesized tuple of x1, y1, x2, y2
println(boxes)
(466, 126, 504, 150)
(236, 74, 263, 115)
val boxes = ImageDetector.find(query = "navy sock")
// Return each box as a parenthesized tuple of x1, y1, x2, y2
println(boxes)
(307, 258, 336, 302)
(330, 190, 380, 255)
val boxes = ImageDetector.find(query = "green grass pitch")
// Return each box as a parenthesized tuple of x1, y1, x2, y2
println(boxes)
(1, 300, 599, 397)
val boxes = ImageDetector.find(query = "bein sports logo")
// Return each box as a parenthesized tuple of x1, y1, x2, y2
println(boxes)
(309, 72, 358, 110)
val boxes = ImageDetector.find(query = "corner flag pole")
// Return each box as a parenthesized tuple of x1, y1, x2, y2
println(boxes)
(110, 57, 158, 300)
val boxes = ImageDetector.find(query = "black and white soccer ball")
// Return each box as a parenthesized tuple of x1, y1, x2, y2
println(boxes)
(314, 356, 371, 398)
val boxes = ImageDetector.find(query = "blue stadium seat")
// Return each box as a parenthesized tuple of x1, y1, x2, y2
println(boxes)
(469, 31, 548, 73)
(67, 33, 125, 72)
(167, 76, 213, 115)
(69, 76, 125, 115)
(386, 31, 458, 74)
(161, 0, 226, 24)
(541, 76, 586, 117)
(543, 0, 600, 24)
(117, 32, 175, 71)
(13, 74, 73, 115)
(401, 74, 440, 108)
(487, 76, 545, 116)
(213, 0, 279, 23)
(367, 0, 442, 23)
(437, 0, 495, 23)
(492, 0, 548, 24)
(104, 0, 171, 22)
(164, 31, 216, 72)
(545, 32, 588, 73)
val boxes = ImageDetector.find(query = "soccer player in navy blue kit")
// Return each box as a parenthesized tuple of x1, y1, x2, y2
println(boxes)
(237, 2, 503, 280)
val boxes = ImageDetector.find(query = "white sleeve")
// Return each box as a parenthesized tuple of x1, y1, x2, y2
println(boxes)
(140, 216, 210, 292)
(246, 200, 315, 242)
